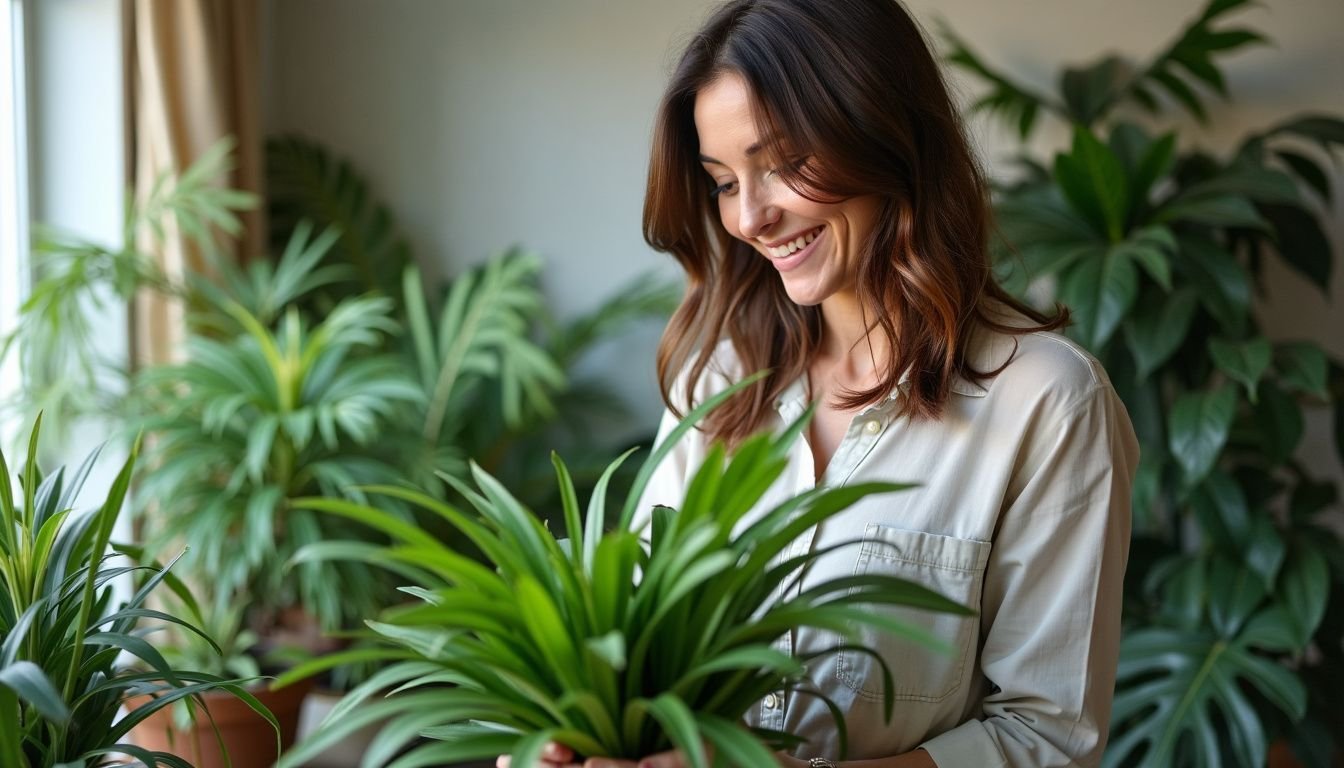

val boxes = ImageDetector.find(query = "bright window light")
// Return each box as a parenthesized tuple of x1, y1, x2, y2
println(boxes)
(0, 0, 30, 422)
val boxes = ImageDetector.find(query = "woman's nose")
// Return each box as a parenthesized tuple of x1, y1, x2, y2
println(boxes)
(737, 185, 780, 239)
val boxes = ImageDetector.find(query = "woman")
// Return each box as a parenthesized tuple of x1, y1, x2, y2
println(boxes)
(504, 0, 1138, 766)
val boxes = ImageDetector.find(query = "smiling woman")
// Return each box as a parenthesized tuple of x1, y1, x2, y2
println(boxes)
(613, 0, 1138, 766)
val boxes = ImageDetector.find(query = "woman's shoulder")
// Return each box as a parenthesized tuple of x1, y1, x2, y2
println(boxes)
(967, 306, 1114, 413)
(669, 337, 748, 406)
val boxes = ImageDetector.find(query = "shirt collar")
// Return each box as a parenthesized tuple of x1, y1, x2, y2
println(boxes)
(773, 367, 987, 413)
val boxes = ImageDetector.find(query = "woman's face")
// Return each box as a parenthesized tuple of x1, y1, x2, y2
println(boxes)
(693, 72, 881, 309)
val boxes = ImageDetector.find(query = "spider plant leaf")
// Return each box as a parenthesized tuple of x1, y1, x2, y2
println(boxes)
(515, 575, 583, 690)
(618, 370, 769, 531)
(88, 743, 196, 768)
(639, 694, 708, 768)
(552, 451, 584, 554)
(584, 447, 639, 569)
(383, 731, 521, 768)
(507, 729, 560, 768)
(697, 713, 782, 768)
(0, 660, 69, 723)
(290, 540, 439, 587)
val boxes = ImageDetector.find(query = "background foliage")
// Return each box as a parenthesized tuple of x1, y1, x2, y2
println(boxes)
(946, 1, 1344, 765)
(1, 134, 678, 681)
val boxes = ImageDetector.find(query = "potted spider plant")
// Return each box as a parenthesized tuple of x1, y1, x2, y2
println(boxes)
(271, 378, 971, 768)
(0, 414, 273, 767)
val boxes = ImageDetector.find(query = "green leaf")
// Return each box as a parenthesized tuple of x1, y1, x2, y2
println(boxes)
(1275, 342, 1329, 399)
(1207, 556, 1266, 637)
(1259, 203, 1333, 295)
(940, 24, 1055, 140)
(1177, 236, 1251, 335)
(1167, 385, 1237, 486)
(1123, 288, 1198, 382)
(0, 660, 70, 723)
(1177, 166, 1302, 206)
(697, 715, 783, 768)
(1112, 225, 1176, 291)
(1107, 615, 1305, 768)
(641, 694, 709, 768)
(1273, 149, 1331, 202)
(1208, 336, 1271, 402)
(1252, 381, 1304, 466)
(1265, 113, 1344, 155)
(1155, 193, 1269, 229)
(1060, 56, 1128, 127)
(1058, 248, 1139, 350)
(1132, 133, 1178, 207)
(1054, 127, 1131, 241)
(1279, 544, 1329, 648)
(1189, 470, 1249, 554)
(266, 134, 413, 298)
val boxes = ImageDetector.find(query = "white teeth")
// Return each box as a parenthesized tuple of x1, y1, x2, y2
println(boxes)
(768, 228, 821, 258)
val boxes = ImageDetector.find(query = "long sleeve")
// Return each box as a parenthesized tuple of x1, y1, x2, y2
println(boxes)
(919, 384, 1138, 767)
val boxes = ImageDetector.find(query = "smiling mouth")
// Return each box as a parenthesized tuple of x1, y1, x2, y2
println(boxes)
(766, 226, 824, 259)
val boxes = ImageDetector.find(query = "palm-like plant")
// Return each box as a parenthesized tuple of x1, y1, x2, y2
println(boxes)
(0, 139, 255, 461)
(0, 415, 271, 767)
(270, 381, 969, 768)
(135, 223, 424, 634)
(943, 1, 1344, 764)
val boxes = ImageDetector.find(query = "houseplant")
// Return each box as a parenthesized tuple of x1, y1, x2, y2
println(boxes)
(271, 381, 971, 768)
(942, 1, 1344, 765)
(4, 135, 680, 764)
(0, 414, 272, 767)
(262, 133, 680, 512)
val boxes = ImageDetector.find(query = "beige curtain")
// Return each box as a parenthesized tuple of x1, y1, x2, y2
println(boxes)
(126, 0, 263, 367)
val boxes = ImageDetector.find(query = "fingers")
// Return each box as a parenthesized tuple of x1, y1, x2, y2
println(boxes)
(497, 742, 581, 768)
(633, 750, 689, 768)
(544, 742, 577, 763)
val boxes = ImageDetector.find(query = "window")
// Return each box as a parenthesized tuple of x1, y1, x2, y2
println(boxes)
(0, 0, 30, 429)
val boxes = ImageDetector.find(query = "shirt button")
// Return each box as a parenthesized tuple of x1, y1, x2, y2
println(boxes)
(763, 693, 779, 709)
(863, 419, 881, 435)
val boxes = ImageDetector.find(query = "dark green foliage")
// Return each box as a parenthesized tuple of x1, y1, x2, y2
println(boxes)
(946, 2, 1344, 765)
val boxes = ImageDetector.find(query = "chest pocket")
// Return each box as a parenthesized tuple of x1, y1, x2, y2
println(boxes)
(837, 523, 991, 702)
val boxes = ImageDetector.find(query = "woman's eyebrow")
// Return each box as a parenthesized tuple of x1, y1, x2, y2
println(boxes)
(699, 141, 769, 166)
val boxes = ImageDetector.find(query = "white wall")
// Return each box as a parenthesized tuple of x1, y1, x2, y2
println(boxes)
(268, 0, 1344, 460)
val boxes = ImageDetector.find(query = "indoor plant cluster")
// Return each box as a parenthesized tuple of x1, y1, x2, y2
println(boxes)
(2, 135, 679, 763)
(944, 1, 1344, 765)
(270, 382, 969, 768)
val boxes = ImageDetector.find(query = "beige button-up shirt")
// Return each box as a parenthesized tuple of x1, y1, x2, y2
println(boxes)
(638, 319, 1138, 767)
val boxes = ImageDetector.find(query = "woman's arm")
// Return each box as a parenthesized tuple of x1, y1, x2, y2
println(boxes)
(919, 384, 1138, 767)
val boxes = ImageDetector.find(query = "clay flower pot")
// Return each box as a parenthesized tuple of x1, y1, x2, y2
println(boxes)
(126, 678, 314, 768)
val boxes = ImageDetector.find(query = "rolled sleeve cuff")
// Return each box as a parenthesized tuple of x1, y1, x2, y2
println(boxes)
(919, 720, 1008, 768)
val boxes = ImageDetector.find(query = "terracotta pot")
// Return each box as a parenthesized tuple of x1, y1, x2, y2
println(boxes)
(125, 678, 314, 768)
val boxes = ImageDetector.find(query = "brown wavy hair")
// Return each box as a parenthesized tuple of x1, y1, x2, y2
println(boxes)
(644, 0, 1066, 445)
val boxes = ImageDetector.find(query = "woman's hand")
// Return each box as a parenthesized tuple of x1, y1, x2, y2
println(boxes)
(495, 742, 687, 768)
(498, 742, 774, 768)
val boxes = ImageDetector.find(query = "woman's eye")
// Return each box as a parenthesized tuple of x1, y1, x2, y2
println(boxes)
(709, 180, 738, 199)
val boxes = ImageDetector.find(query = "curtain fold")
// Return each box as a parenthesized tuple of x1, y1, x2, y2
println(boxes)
(126, 0, 263, 367)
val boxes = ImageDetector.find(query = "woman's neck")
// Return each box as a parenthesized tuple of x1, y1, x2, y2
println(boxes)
(816, 292, 890, 387)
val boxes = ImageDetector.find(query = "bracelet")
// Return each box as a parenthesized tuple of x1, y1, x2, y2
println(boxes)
(808, 759, 837, 768)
